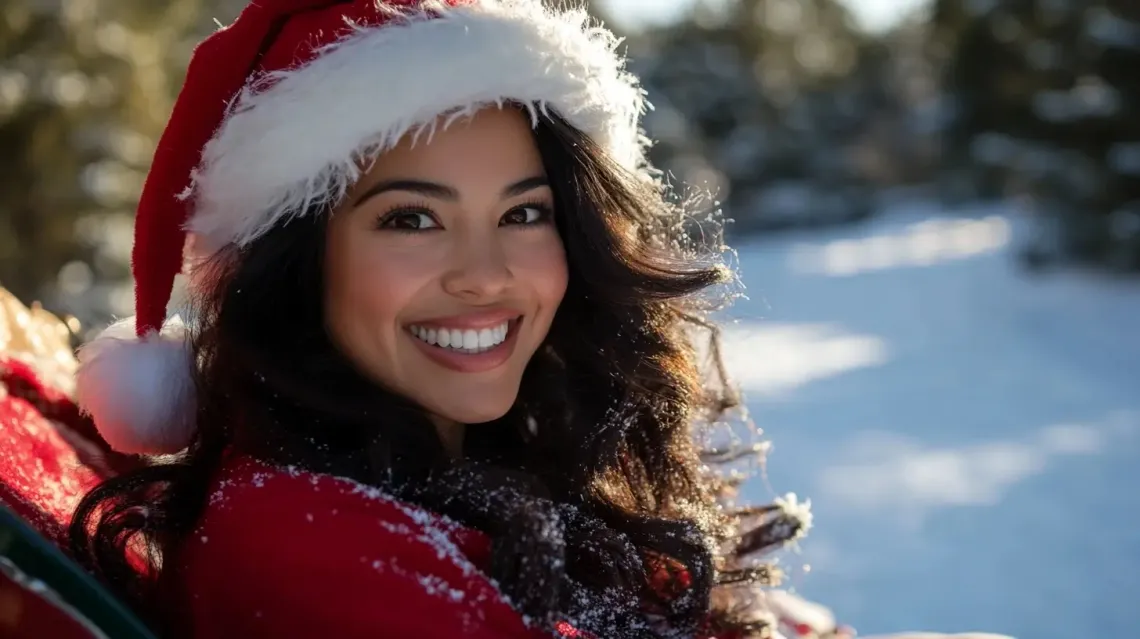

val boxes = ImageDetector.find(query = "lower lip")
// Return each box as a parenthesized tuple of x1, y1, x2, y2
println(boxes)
(407, 320, 521, 373)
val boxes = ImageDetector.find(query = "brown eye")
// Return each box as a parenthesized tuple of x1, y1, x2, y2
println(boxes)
(501, 205, 551, 226)
(378, 210, 439, 231)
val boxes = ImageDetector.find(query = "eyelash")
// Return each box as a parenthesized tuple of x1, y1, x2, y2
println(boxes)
(507, 200, 555, 226)
(374, 200, 436, 233)
(375, 200, 554, 233)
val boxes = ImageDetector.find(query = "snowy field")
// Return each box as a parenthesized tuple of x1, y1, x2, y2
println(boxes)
(721, 200, 1140, 639)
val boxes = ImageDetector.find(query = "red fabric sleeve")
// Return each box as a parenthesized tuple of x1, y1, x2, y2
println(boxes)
(169, 459, 544, 639)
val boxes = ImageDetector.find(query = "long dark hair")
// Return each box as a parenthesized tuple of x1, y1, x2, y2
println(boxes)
(69, 109, 809, 638)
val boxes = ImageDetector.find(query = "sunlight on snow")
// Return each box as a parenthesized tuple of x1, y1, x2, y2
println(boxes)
(718, 322, 890, 395)
(788, 215, 1011, 277)
(817, 412, 1139, 516)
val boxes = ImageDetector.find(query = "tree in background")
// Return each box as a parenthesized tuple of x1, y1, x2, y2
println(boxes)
(931, 0, 1140, 271)
(6, 0, 1136, 327)
(631, 0, 904, 233)
(0, 0, 242, 330)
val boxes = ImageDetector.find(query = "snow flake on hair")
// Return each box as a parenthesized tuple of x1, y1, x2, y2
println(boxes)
(772, 493, 812, 543)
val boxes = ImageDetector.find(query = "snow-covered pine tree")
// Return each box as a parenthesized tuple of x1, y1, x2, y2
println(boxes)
(631, 0, 883, 234)
(933, 0, 1140, 272)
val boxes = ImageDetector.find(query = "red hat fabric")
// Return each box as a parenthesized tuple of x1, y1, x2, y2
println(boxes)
(74, 0, 649, 454)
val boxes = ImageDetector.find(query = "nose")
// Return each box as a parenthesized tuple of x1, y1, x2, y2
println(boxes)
(440, 234, 513, 301)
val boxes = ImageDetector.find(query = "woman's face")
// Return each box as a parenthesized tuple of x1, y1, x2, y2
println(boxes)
(324, 107, 567, 427)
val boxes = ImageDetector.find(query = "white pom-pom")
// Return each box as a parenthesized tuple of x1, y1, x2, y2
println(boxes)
(75, 316, 196, 455)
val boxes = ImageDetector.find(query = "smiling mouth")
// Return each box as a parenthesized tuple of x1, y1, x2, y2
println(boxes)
(407, 317, 521, 354)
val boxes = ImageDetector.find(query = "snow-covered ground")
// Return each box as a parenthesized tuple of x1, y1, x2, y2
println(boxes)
(722, 200, 1140, 639)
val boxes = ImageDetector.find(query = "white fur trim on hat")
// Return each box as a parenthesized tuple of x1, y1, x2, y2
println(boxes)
(75, 316, 196, 455)
(183, 0, 649, 253)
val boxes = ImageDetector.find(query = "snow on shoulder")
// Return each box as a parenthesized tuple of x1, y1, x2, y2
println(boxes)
(171, 456, 549, 638)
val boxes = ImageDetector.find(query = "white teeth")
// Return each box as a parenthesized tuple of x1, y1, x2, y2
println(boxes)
(477, 328, 495, 348)
(409, 320, 512, 353)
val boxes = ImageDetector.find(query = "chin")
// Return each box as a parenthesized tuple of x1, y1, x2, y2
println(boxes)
(408, 362, 531, 424)
(441, 403, 514, 425)
(428, 389, 519, 425)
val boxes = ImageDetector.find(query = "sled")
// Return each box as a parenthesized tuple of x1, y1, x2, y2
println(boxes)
(0, 287, 156, 639)
(0, 504, 156, 639)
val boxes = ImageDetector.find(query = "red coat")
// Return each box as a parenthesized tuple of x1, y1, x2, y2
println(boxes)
(0, 347, 610, 638)
(163, 455, 611, 638)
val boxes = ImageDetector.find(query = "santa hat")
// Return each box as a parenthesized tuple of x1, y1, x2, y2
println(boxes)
(74, 0, 648, 455)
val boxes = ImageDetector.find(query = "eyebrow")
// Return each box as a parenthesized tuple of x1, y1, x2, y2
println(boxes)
(353, 175, 548, 207)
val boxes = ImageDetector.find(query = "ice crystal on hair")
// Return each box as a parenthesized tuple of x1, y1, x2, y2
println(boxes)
(772, 493, 812, 542)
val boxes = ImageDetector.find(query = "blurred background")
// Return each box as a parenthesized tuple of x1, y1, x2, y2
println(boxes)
(1, 0, 1137, 637)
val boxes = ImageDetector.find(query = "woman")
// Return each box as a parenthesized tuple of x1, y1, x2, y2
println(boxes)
(68, 1, 807, 637)
(62, 2, 1004, 639)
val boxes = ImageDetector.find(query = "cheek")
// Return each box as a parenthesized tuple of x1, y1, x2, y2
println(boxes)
(325, 239, 427, 355)
(513, 233, 568, 312)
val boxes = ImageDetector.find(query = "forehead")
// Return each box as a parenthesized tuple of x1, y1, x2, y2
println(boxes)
(363, 107, 545, 184)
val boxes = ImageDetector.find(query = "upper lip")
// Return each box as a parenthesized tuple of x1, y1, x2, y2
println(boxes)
(408, 308, 523, 330)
